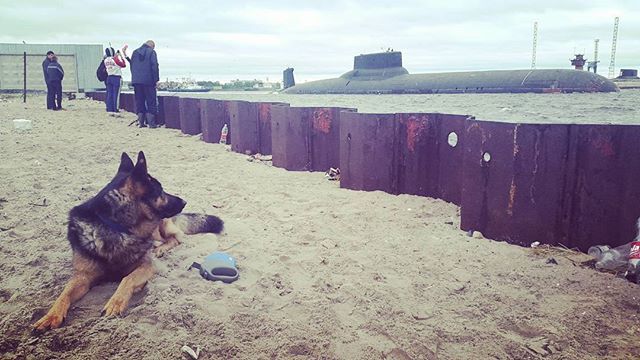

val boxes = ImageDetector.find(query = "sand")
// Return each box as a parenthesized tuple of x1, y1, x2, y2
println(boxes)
(1, 94, 639, 359)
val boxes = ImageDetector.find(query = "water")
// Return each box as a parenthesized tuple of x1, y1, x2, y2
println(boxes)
(163, 89, 640, 125)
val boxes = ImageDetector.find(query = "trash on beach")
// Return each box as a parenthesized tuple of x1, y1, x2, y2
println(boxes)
(247, 153, 272, 162)
(530, 241, 541, 248)
(181, 345, 201, 360)
(13, 119, 32, 131)
(325, 167, 340, 181)
(625, 241, 640, 284)
(588, 242, 632, 272)
(546, 257, 559, 265)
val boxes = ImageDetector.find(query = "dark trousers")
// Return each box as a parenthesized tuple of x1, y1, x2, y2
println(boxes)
(46, 82, 55, 109)
(106, 76, 121, 112)
(133, 84, 157, 114)
(49, 80, 62, 110)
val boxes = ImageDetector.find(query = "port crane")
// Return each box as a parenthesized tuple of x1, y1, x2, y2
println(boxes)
(531, 21, 538, 69)
(608, 17, 619, 78)
(587, 39, 599, 73)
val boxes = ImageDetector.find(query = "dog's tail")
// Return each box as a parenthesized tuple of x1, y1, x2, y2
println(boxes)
(172, 213, 224, 235)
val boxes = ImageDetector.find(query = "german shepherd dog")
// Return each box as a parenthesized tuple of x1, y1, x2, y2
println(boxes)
(33, 151, 223, 332)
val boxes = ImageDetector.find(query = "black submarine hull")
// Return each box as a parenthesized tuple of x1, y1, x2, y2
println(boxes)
(283, 52, 619, 94)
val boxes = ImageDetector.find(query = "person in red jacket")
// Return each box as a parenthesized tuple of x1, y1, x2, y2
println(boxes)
(104, 47, 127, 114)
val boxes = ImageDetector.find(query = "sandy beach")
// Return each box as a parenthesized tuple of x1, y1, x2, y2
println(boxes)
(1, 94, 639, 359)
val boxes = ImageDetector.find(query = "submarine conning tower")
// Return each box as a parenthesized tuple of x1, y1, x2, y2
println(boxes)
(340, 51, 409, 80)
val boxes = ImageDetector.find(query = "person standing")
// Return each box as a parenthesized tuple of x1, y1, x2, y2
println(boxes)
(104, 47, 126, 115)
(42, 51, 55, 109)
(124, 40, 159, 128)
(46, 55, 64, 110)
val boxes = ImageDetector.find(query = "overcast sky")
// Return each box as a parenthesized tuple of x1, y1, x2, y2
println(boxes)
(1, 0, 638, 83)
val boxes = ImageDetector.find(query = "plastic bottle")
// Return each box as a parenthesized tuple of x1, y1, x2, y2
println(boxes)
(220, 124, 228, 145)
(625, 241, 640, 283)
(588, 242, 632, 271)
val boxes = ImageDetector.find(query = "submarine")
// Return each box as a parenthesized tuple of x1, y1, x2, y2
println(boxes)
(282, 51, 619, 94)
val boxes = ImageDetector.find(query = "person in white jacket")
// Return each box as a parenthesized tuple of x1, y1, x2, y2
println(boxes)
(104, 47, 126, 115)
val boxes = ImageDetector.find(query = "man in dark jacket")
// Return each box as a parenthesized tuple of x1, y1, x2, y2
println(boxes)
(126, 40, 160, 128)
(46, 56, 64, 110)
(42, 51, 55, 109)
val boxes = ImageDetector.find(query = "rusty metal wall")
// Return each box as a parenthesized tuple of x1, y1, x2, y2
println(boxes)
(435, 114, 469, 205)
(179, 98, 201, 135)
(156, 96, 166, 125)
(395, 113, 439, 197)
(271, 104, 307, 170)
(339, 112, 398, 193)
(459, 121, 640, 251)
(83, 93, 640, 251)
(340, 112, 467, 200)
(272, 106, 354, 171)
(229, 101, 258, 154)
(200, 99, 230, 143)
(119, 93, 135, 113)
(229, 102, 288, 155)
(91, 91, 106, 102)
(162, 96, 181, 129)
(257, 103, 280, 155)
(310, 107, 354, 171)
(460, 121, 572, 248)
(565, 125, 640, 250)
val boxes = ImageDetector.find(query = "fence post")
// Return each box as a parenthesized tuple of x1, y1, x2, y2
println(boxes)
(23, 51, 27, 103)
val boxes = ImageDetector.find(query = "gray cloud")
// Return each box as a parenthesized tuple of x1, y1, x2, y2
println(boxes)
(1, 0, 638, 82)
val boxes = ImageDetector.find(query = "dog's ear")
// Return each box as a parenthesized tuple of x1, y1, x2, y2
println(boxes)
(131, 151, 148, 178)
(117, 152, 134, 174)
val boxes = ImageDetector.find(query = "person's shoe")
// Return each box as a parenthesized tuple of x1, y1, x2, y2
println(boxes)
(137, 113, 147, 127)
(146, 113, 158, 129)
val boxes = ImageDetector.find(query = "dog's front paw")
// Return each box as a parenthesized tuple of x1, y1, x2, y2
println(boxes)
(153, 246, 168, 258)
(33, 311, 65, 332)
(102, 295, 129, 317)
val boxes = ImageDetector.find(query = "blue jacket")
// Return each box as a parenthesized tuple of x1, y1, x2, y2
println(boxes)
(47, 60, 64, 82)
(130, 44, 159, 85)
(42, 58, 52, 83)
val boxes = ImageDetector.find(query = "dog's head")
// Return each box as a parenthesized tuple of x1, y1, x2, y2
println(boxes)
(107, 151, 186, 221)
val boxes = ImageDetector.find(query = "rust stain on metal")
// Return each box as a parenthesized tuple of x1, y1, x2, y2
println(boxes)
(530, 130, 540, 204)
(405, 115, 427, 153)
(507, 179, 516, 216)
(258, 103, 271, 123)
(513, 124, 521, 156)
(467, 121, 490, 143)
(591, 134, 616, 157)
(312, 109, 332, 134)
(466, 121, 491, 164)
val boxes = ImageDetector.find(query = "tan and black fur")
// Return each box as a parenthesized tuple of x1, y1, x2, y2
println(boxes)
(33, 151, 223, 332)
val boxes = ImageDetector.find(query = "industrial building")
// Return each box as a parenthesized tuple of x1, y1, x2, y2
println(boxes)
(0, 43, 103, 93)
